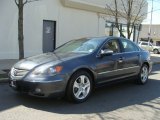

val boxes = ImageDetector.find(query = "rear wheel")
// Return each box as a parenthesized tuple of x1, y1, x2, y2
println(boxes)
(66, 71, 93, 103)
(136, 64, 149, 84)
(153, 49, 159, 54)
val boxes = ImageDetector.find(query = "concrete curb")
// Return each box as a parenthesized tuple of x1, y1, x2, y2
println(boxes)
(0, 78, 9, 83)
(0, 61, 160, 84)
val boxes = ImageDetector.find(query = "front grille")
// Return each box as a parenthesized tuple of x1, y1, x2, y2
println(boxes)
(11, 68, 29, 79)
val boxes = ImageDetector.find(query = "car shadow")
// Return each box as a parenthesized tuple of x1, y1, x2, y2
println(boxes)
(0, 77, 160, 114)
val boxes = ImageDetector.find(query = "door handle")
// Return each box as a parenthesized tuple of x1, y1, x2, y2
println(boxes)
(118, 57, 124, 63)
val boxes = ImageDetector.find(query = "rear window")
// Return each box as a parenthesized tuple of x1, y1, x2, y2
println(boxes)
(141, 42, 148, 45)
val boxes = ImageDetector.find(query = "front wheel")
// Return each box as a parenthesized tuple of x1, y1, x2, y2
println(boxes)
(136, 64, 149, 85)
(66, 71, 93, 103)
(153, 49, 159, 54)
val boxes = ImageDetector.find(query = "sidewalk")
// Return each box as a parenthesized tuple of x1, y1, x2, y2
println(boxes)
(0, 59, 18, 83)
(150, 54, 160, 65)
(0, 54, 160, 83)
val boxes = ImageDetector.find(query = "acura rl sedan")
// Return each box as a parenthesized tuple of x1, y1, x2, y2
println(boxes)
(9, 36, 152, 103)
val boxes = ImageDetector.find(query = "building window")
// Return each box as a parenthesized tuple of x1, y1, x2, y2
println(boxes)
(105, 21, 138, 41)
(105, 22, 113, 36)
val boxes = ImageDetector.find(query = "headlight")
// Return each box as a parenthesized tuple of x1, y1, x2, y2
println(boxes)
(47, 66, 63, 74)
(31, 64, 63, 77)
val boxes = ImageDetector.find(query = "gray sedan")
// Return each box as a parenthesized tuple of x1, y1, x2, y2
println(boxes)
(9, 36, 152, 103)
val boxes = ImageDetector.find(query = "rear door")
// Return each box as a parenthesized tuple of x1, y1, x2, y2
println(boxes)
(119, 39, 141, 77)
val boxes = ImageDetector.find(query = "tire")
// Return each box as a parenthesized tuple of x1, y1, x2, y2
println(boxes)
(136, 64, 149, 85)
(153, 49, 159, 54)
(66, 71, 93, 103)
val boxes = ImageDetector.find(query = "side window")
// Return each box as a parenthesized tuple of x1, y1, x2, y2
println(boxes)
(103, 39, 120, 53)
(141, 42, 148, 45)
(121, 39, 139, 52)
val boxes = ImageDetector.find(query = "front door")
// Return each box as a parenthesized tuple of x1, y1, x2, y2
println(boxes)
(96, 38, 124, 84)
(43, 20, 56, 53)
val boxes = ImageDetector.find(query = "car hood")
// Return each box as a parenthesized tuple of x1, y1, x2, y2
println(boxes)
(13, 52, 86, 70)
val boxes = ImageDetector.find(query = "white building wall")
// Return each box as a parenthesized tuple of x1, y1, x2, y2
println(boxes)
(0, 0, 147, 59)
(0, 0, 106, 59)
(58, 6, 100, 46)
(23, 0, 60, 57)
(0, 0, 18, 59)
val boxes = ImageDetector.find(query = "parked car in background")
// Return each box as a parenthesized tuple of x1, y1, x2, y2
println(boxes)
(138, 41, 160, 54)
(9, 37, 152, 103)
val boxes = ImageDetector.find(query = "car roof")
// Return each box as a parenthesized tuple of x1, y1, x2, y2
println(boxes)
(74, 36, 134, 43)
(84, 36, 126, 40)
(139, 41, 150, 43)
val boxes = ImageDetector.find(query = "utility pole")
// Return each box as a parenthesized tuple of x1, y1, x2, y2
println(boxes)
(148, 0, 153, 43)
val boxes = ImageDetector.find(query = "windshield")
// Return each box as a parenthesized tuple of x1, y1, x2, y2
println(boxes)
(54, 38, 104, 54)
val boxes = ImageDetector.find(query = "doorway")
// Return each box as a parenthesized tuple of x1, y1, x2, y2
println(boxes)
(43, 20, 56, 53)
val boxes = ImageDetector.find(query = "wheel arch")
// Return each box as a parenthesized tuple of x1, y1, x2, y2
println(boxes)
(153, 48, 159, 51)
(65, 67, 96, 102)
(66, 67, 96, 90)
(142, 61, 149, 69)
(153, 48, 159, 52)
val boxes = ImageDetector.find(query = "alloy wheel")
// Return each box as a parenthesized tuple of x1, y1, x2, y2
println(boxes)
(141, 65, 148, 83)
(154, 49, 159, 54)
(73, 75, 91, 100)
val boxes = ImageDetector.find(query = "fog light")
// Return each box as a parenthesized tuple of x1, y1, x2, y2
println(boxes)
(35, 88, 41, 93)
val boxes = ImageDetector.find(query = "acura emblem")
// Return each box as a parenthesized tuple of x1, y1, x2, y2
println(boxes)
(14, 69, 17, 76)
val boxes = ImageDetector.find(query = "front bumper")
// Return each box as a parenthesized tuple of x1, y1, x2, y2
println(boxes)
(9, 77, 67, 98)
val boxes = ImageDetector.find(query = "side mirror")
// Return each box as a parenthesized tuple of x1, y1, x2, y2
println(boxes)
(100, 49, 114, 57)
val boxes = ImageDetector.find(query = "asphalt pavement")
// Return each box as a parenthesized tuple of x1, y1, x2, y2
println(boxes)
(0, 64, 160, 120)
